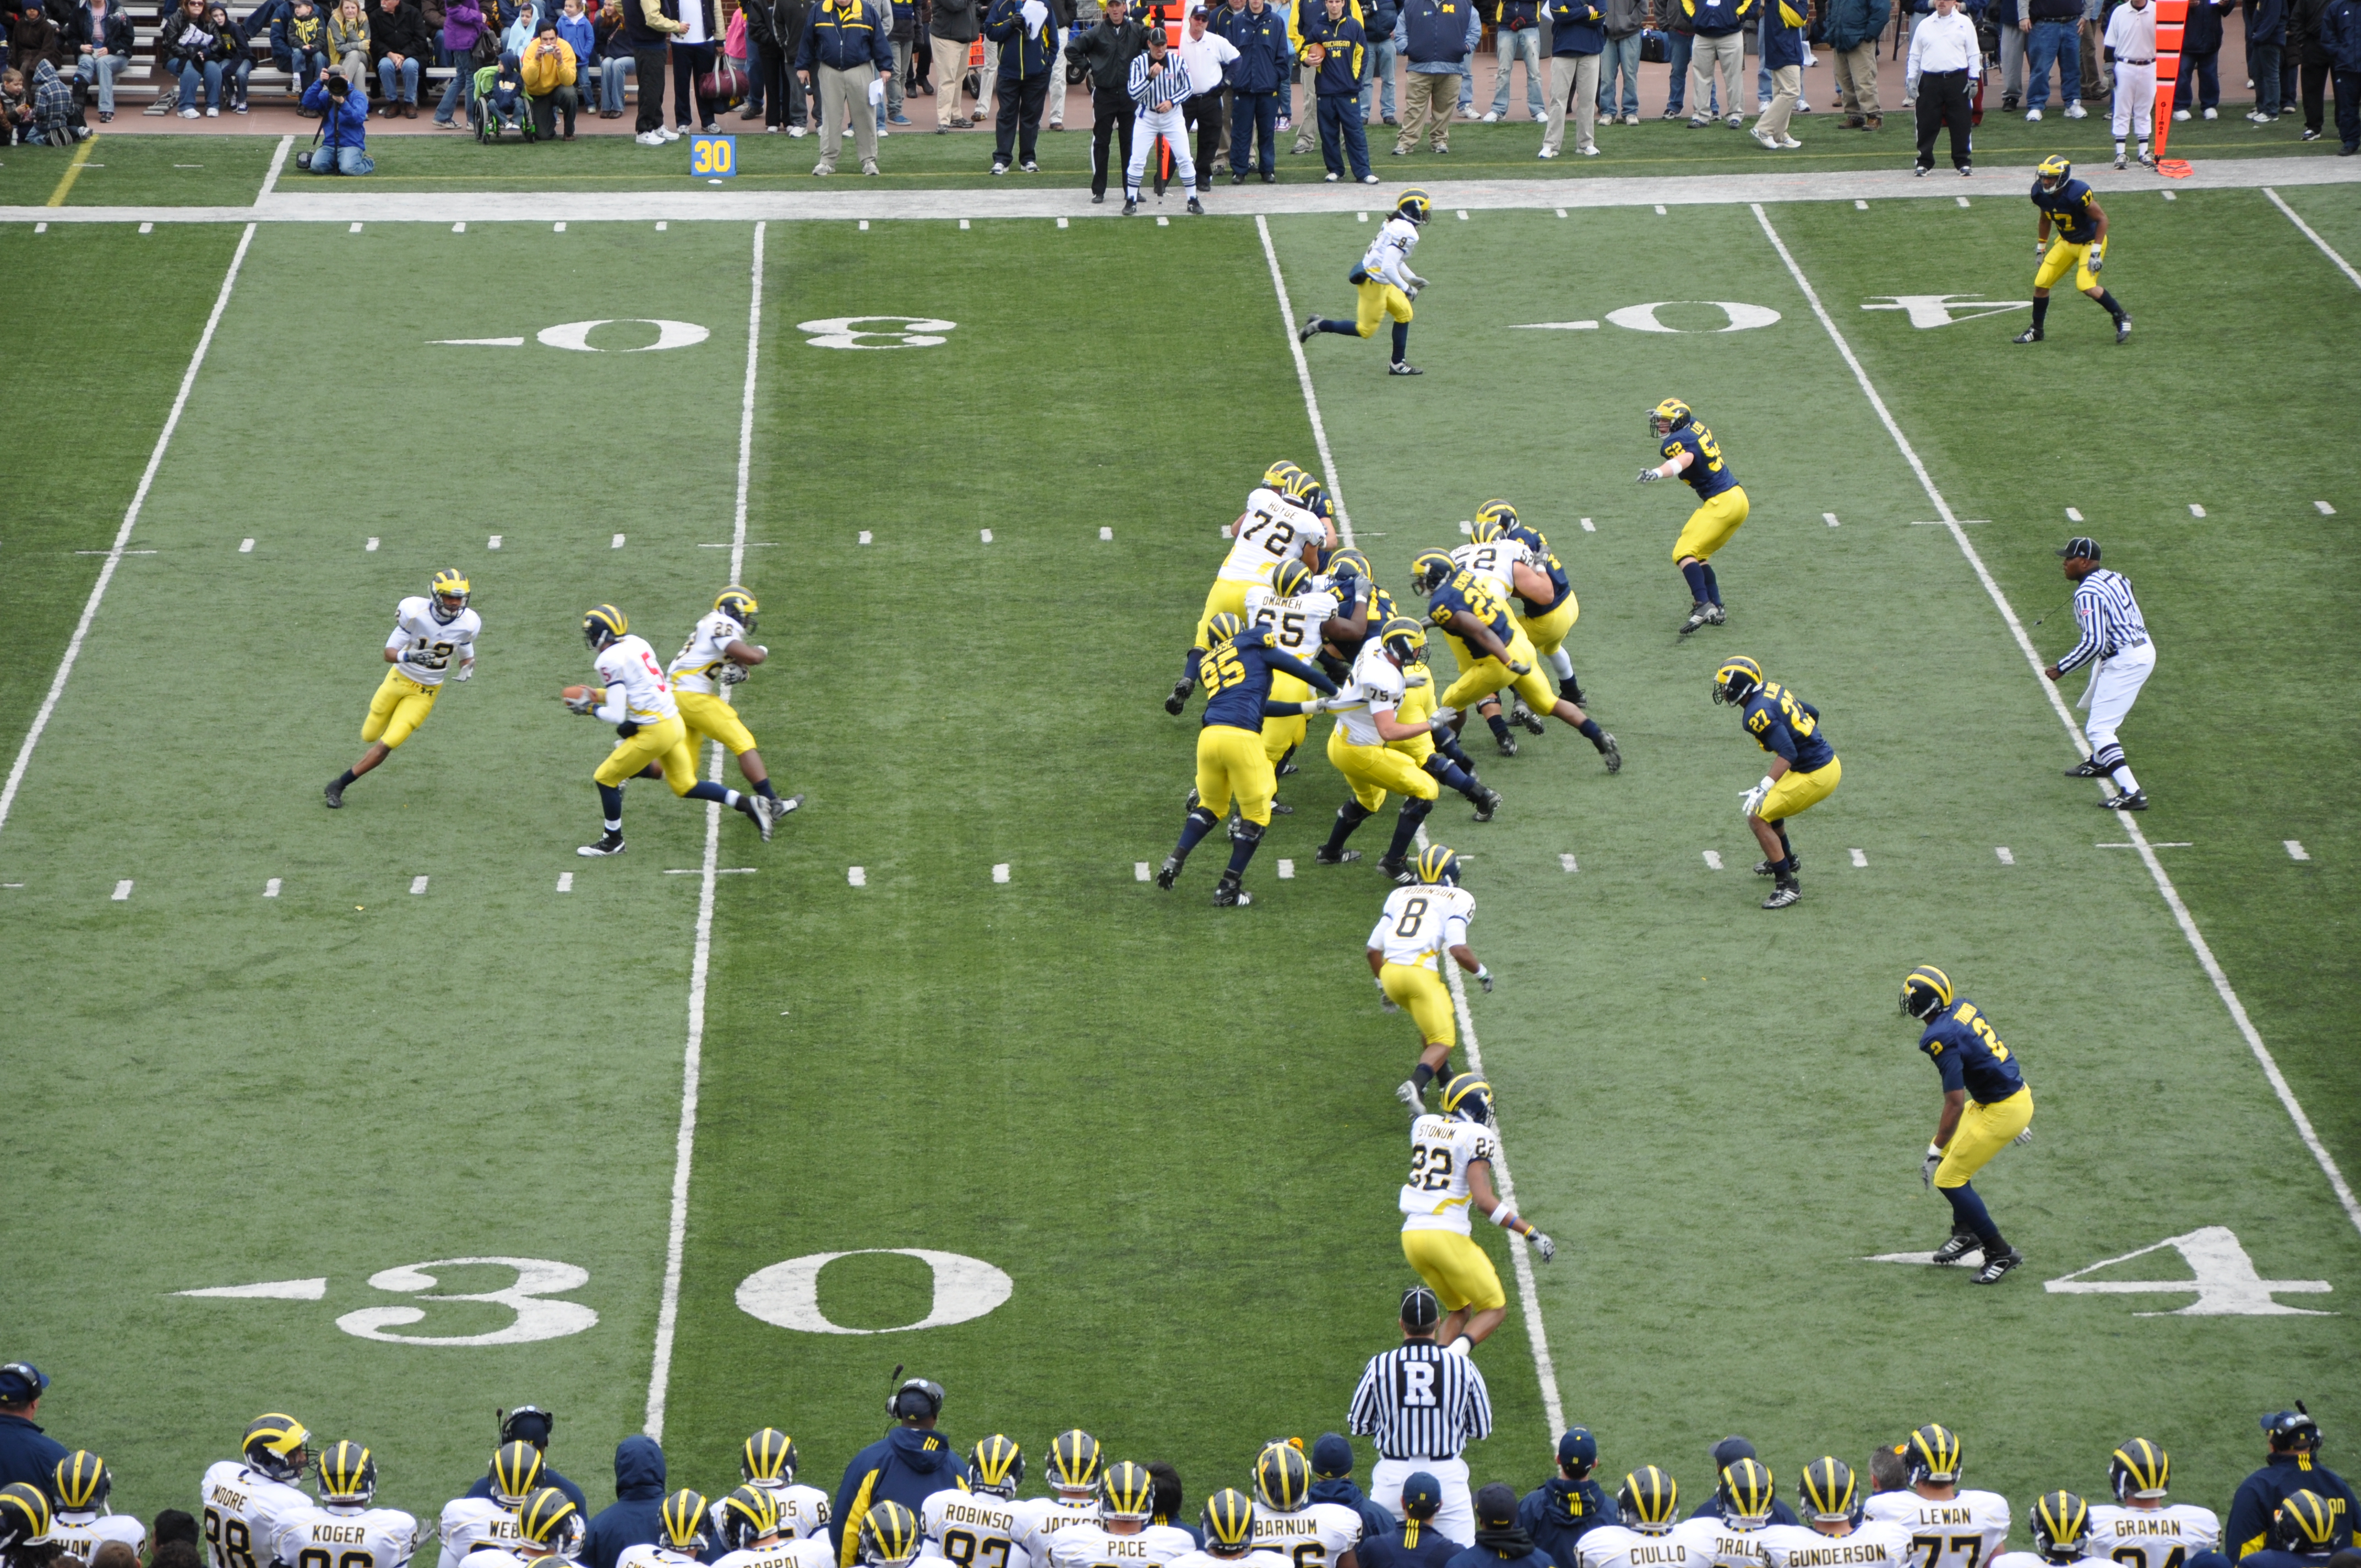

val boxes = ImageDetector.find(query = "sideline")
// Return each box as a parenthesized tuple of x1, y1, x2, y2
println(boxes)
(0, 221, 258, 842)
(1750, 200, 2361, 1242)
(1258, 213, 1570, 1440)
(2264, 187, 2361, 290)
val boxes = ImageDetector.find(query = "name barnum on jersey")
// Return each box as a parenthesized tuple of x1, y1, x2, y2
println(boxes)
(1260, 1521, 1325, 1540)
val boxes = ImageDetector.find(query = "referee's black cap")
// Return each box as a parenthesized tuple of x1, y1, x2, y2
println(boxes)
(1400, 1286, 1443, 1331)
(1475, 1484, 1519, 1530)
(1401, 1474, 1442, 1519)
(2058, 537, 2101, 562)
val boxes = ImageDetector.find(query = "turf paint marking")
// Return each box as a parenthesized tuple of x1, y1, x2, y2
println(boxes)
(1277, 858, 1296, 879)
(2066, 507, 2083, 522)
(1955, 195, 1971, 208)
(1579, 517, 1594, 531)
(239, 537, 254, 552)
(2044, 1228, 2331, 1315)
(612, 533, 627, 548)
(848, 866, 867, 886)
(959, 218, 971, 228)
(1134, 862, 1151, 881)
(410, 875, 429, 894)
(858, 531, 873, 545)
(366, 536, 379, 551)
(2286, 840, 2310, 861)
(0, 222, 255, 847)
(1156, 215, 1170, 227)
(337, 1258, 597, 1344)
(1653, 204, 1666, 214)
(177, 1276, 326, 1299)
(2264, 187, 2361, 291)
(43, 134, 97, 207)
(1860, 295, 2031, 328)
(1057, 216, 1068, 228)
(1508, 320, 1600, 330)
(554, 221, 567, 232)
(1996, 847, 2015, 864)
(1849, 848, 1867, 867)
(1358, 213, 1369, 222)
(349, 222, 362, 233)
(858, 220, 869, 230)
(799, 316, 955, 349)
(1559, 853, 1578, 872)
(256, 134, 293, 202)
(981, 529, 994, 543)
(1755, 200, 2361, 1241)
(111, 880, 133, 900)
(992, 863, 1010, 883)
(1606, 301, 1781, 333)
(2317, 500, 2337, 515)
(453, 221, 466, 233)
(645, 221, 765, 1445)
(1854, 199, 1868, 210)
(1825, 512, 1840, 526)
(139, 221, 154, 234)
(488, 534, 503, 549)
(557, 872, 574, 891)
(656, 221, 667, 230)
(34, 222, 47, 233)
(736, 1250, 1014, 1335)
(264, 878, 280, 897)
(1702, 850, 1723, 870)
(1555, 208, 1568, 218)
(1100, 526, 1113, 540)
(2190, 504, 2206, 518)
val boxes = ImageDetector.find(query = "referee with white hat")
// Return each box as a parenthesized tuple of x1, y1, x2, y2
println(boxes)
(2043, 536, 2155, 810)
(1349, 1286, 1493, 1548)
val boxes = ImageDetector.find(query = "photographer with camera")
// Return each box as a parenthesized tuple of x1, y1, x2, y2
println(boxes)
(302, 65, 376, 172)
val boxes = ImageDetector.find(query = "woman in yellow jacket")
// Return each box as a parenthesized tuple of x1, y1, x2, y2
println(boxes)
(520, 12, 579, 134)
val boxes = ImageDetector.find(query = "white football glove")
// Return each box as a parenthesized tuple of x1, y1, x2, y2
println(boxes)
(1506, 658, 1532, 676)
(1403, 667, 1431, 688)
(1376, 976, 1399, 1012)
(2013, 1125, 2035, 1146)
(1528, 1230, 1557, 1263)
(2036, 239, 2049, 255)
(2087, 247, 2105, 273)
(1636, 467, 1663, 484)
(1739, 775, 1775, 818)
(719, 662, 750, 686)
(1921, 1144, 1944, 1189)
(1405, 271, 1429, 291)
(1432, 705, 1461, 727)
(564, 692, 596, 715)
(1475, 963, 1494, 994)
(455, 662, 473, 682)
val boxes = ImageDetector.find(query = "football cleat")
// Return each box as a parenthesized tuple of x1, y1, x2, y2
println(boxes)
(1255, 1444, 1314, 1511)
(1761, 879, 1800, 909)
(714, 586, 759, 634)
(578, 831, 627, 858)
(430, 569, 472, 623)
(738, 794, 771, 840)
(1387, 361, 1423, 375)
(1753, 854, 1803, 876)
(1930, 1228, 1981, 1265)
(2109, 1440, 2169, 1505)
(1155, 857, 1180, 890)
(1378, 854, 1412, 885)
(967, 1436, 1024, 1500)
(1712, 657, 1764, 706)
(1471, 786, 1502, 822)
(858, 1503, 923, 1568)
(1973, 1248, 2025, 1283)
(2101, 790, 2149, 810)
(2064, 757, 2105, 777)
(1212, 878, 1252, 907)
(1510, 699, 1545, 735)
(324, 778, 346, 809)
(1298, 314, 1321, 344)
(771, 793, 804, 821)
(243, 1415, 312, 1484)
(1649, 398, 1693, 438)
(0, 1484, 52, 1556)
(1598, 733, 1621, 773)
(516, 1489, 585, 1561)
(742, 1430, 799, 1489)
(716, 1487, 781, 1554)
(1618, 1467, 1679, 1532)
(2013, 326, 2044, 344)
(659, 1493, 710, 1555)
(1703, 604, 1727, 625)
(1563, 677, 1587, 706)
(317, 1442, 378, 1510)
(1495, 731, 1519, 757)
(1276, 756, 1299, 778)
(2031, 1493, 2090, 1562)
(1903, 1427, 1962, 1487)
(1679, 602, 1714, 636)
(1717, 1460, 1776, 1530)
(1396, 1079, 1426, 1114)
(1166, 676, 1194, 715)
(52, 1453, 111, 1517)
(1313, 847, 1362, 865)
(2115, 315, 2132, 345)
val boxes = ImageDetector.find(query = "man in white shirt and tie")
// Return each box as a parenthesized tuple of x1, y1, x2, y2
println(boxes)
(1906, 0, 1980, 172)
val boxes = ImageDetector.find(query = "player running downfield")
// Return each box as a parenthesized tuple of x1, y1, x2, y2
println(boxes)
(1755, 1462, 1912, 1568)
(1897, 971, 2036, 1285)
(275, 1444, 417, 1568)
(326, 570, 480, 808)
(1369, 845, 1493, 1106)
(1298, 188, 1434, 376)
(1397, 1071, 1557, 1353)
(1579, 1470, 1712, 1568)
(2017, 157, 2132, 344)
(1635, 401, 1748, 637)
(1319, 618, 1503, 874)
(1711, 657, 1839, 911)
(668, 589, 804, 826)
(1169, 463, 1335, 714)
(1411, 552, 1619, 771)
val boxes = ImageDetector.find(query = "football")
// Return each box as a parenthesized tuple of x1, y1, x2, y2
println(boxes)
(561, 685, 591, 705)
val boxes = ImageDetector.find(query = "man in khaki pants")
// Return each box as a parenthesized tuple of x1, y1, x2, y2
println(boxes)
(1538, 0, 1601, 153)
(930, 0, 980, 125)
(1390, 0, 1476, 152)
(1681, 0, 1749, 123)
(1821, 0, 1887, 125)
(798, 0, 893, 171)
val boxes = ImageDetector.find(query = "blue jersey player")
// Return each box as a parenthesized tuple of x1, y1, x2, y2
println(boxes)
(1898, 966, 2035, 1284)
(2017, 155, 2131, 345)
(1157, 612, 1338, 906)
(1711, 656, 1839, 910)
(1636, 399, 1749, 635)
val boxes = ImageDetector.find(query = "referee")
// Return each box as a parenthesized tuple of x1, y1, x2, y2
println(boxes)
(1905, 0, 1979, 175)
(2042, 537, 2153, 810)
(1349, 1286, 1493, 1548)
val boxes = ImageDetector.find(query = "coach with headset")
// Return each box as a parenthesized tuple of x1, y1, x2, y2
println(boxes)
(1349, 1287, 1494, 1547)
(833, 1378, 965, 1565)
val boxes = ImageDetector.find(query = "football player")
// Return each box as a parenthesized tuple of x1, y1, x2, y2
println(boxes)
(327, 570, 480, 809)
(1860, 1428, 2012, 1566)
(568, 605, 782, 857)
(439, 1443, 542, 1568)
(1297, 188, 1433, 377)
(730, 1432, 833, 1544)
(2016, 157, 2131, 345)
(1988, 1493, 2089, 1568)
(1249, 1449, 1361, 1568)
(1049, 1465, 1195, 1568)
(275, 1443, 416, 1568)
(1446, 519, 1567, 753)
(922, 1439, 1032, 1568)
(667, 589, 803, 827)
(1756, 1462, 1910, 1568)
(1410, 553, 1619, 773)
(1369, 845, 1493, 1107)
(618, 1493, 713, 1568)
(50, 1455, 147, 1562)
(456, 1412, 586, 1513)
(466, 1490, 583, 1568)
(1711, 657, 1840, 911)
(1579, 1471, 1712, 1568)
(1155, 613, 1340, 907)
(2087, 1442, 2221, 1568)
(1170, 1492, 1288, 1568)
(1634, 401, 1748, 636)
(2238, 1493, 2343, 1568)
(714, 1488, 831, 1568)
(1015, 1434, 1106, 1561)
(1168, 463, 1335, 714)
(1670, 1463, 1777, 1568)
(1897, 970, 2035, 1284)
(1475, 504, 1585, 709)
(1318, 618, 1502, 873)
(1397, 1071, 1555, 1354)
(856, 1507, 927, 1568)
(202, 1415, 315, 1568)
(1247, 557, 1372, 802)
(1, 1485, 52, 1568)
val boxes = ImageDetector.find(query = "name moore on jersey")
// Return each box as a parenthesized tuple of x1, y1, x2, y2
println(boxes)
(2086, 1507, 2221, 1568)
(204, 1463, 318, 1568)
(1250, 1503, 1362, 1568)
(439, 1500, 524, 1568)
(1047, 1525, 1197, 1568)
(387, 597, 481, 687)
(1582, 1529, 1721, 1568)
(923, 1491, 1035, 1568)
(1859, 1493, 2012, 1568)
(276, 1507, 419, 1568)
(1223, 493, 1324, 585)
(594, 635, 679, 724)
(1756, 1523, 1914, 1568)
(670, 610, 751, 696)
(1669, 1517, 1775, 1568)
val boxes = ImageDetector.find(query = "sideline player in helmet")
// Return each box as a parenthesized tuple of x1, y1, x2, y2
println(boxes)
(1985, 1493, 2088, 1568)
(327, 570, 482, 808)
(568, 605, 778, 857)
(1756, 1461, 1912, 1568)
(1897, 970, 2036, 1283)
(1397, 1072, 1556, 1354)
(2087, 1441, 2221, 1568)
(1636, 400, 1749, 636)
(1672, 1461, 1780, 1564)
(276, 1444, 417, 1568)
(1169, 466, 1336, 715)
(1862, 1428, 2012, 1564)
(1369, 846, 1495, 1105)
(1412, 549, 1619, 771)
(856, 1506, 926, 1568)
(1250, 1448, 1364, 1568)
(0, 1484, 52, 1568)
(1319, 618, 1503, 870)
(1016, 1434, 1107, 1561)
(486, 1489, 586, 1568)
(1299, 189, 1433, 376)
(202, 1415, 315, 1568)
(723, 1432, 832, 1543)
(439, 1442, 547, 1568)
(619, 1492, 714, 1568)
(923, 1440, 1033, 1568)
(1172, 1491, 1288, 1568)
(49, 1455, 146, 1562)
(1048, 1464, 1195, 1568)
(1712, 657, 1841, 910)
(1579, 1471, 1712, 1568)
(2244, 1491, 2343, 1568)
(663, 590, 802, 835)
(2019, 157, 2131, 345)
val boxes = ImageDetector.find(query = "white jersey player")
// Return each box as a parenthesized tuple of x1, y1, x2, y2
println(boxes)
(438, 1442, 549, 1568)
(926, 1440, 1035, 1568)
(1990, 1491, 2095, 1568)
(626, 1489, 735, 1568)
(1048, 1462, 1196, 1568)
(1756, 1461, 1913, 1568)
(1671, 1461, 1780, 1568)
(202, 1418, 318, 1568)
(2087, 1441, 2218, 1568)
(592, 631, 679, 725)
(1582, 1469, 1711, 1568)
(711, 1487, 832, 1568)
(574, 605, 773, 857)
(1172, 1490, 1288, 1568)
(1297, 189, 1433, 375)
(1244, 578, 1345, 671)
(465, 1488, 582, 1568)
(1447, 538, 1532, 600)
(1015, 1433, 1109, 1564)
(50, 1453, 148, 1563)
(387, 594, 482, 689)
(275, 1442, 415, 1568)
(726, 1431, 833, 1545)
(1371, 847, 1494, 1113)
(1859, 1428, 2009, 1568)
(1248, 1447, 1362, 1568)
(327, 570, 481, 808)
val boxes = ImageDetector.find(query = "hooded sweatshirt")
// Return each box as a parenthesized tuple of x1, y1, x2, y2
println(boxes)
(1308, 1479, 1397, 1547)
(582, 1436, 670, 1568)
(830, 1426, 965, 1567)
(1515, 1479, 1610, 1568)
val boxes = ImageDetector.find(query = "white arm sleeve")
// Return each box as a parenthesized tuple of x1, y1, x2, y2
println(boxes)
(1368, 913, 1393, 951)
(1374, 235, 1416, 292)
(1442, 911, 1470, 949)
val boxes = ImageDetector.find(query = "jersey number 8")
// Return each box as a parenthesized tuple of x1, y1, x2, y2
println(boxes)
(203, 1512, 254, 1568)
(1394, 896, 1429, 937)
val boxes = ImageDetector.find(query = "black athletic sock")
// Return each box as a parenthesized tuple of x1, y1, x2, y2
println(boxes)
(1323, 804, 1370, 855)
(1942, 1180, 2005, 1249)
(1485, 712, 1511, 742)
(1224, 831, 1261, 878)
(1699, 563, 1721, 606)
(1174, 805, 1218, 859)
(2031, 295, 2051, 329)
(1316, 318, 1357, 335)
(1576, 718, 1606, 745)
(1411, 1062, 1437, 1091)
(2092, 288, 2125, 322)
(753, 778, 780, 801)
(1386, 797, 1433, 862)
(1391, 319, 1410, 362)
(1775, 824, 1792, 856)
(1429, 758, 1480, 798)
(1680, 560, 1710, 601)
(597, 783, 625, 829)
(335, 769, 359, 790)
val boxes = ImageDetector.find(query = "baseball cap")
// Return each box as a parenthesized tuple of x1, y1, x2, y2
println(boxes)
(1475, 1484, 1520, 1531)
(2057, 536, 2101, 562)
(1711, 1437, 1758, 1471)
(1558, 1429, 1598, 1469)
(0, 1364, 47, 1404)
(1312, 1435, 1355, 1480)
(1400, 1474, 1443, 1520)
(1401, 1284, 1443, 1331)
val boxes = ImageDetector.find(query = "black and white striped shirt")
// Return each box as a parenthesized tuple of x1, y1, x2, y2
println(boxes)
(1127, 51, 1194, 110)
(1347, 1341, 1494, 1460)
(2054, 567, 2148, 673)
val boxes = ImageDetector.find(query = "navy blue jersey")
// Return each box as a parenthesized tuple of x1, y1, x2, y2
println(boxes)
(1201, 627, 1333, 731)
(2031, 176, 2102, 243)
(1919, 999, 2028, 1104)
(1662, 422, 1738, 500)
(1426, 569, 1518, 646)
(1504, 526, 1573, 614)
(2228, 1456, 2360, 1559)
(1739, 681, 1835, 772)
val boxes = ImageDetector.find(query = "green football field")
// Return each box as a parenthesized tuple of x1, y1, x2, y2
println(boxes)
(4, 163, 2360, 1543)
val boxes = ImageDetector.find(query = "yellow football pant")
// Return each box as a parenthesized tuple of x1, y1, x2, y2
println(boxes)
(1759, 756, 1841, 822)
(1194, 578, 1256, 651)
(1354, 278, 1415, 336)
(1388, 678, 1438, 762)
(1934, 1087, 2033, 1189)
(2035, 239, 2104, 293)
(677, 691, 758, 757)
(361, 668, 439, 749)
(1263, 671, 1312, 762)
(1673, 487, 1749, 563)
(1195, 723, 1275, 827)
(1329, 726, 1441, 812)
(1517, 594, 1579, 658)
(1440, 627, 1556, 713)
(1401, 1227, 1506, 1313)
(594, 714, 702, 794)
(1380, 959, 1455, 1047)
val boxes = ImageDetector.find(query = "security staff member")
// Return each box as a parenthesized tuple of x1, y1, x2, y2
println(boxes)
(1517, 1430, 1612, 1565)
(831, 1380, 966, 1566)
(2227, 1413, 2358, 1560)
(1348, 1287, 1493, 1547)
(1905, 0, 1979, 172)
(0, 1366, 67, 1491)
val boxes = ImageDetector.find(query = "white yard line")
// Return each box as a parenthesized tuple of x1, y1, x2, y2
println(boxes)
(0, 222, 256, 843)
(256, 134, 293, 204)
(644, 219, 765, 1442)
(1260, 210, 1566, 1436)
(2264, 187, 2361, 290)
(1753, 202, 2361, 1240)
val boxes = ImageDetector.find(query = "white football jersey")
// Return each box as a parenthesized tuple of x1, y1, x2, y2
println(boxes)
(202, 1463, 317, 1568)
(438, 1499, 524, 1568)
(1985, 1553, 2049, 1568)
(1015, 1501, 1102, 1561)
(924, 1493, 1033, 1568)
(455, 1550, 530, 1568)
(1250, 1503, 1361, 1568)
(1047, 1526, 1195, 1568)
(711, 1539, 834, 1568)
(1670, 1517, 1777, 1568)
(1757, 1522, 1915, 1568)
(1859, 1492, 2011, 1568)
(276, 1506, 418, 1568)
(51, 1512, 148, 1562)
(618, 1545, 705, 1568)
(1244, 583, 1342, 669)
(2087, 1506, 2221, 1568)
(1448, 540, 1532, 598)
(385, 596, 483, 688)
(1359, 216, 1421, 291)
(593, 634, 679, 724)
(670, 610, 753, 697)
(1368, 885, 1475, 973)
(1222, 492, 1323, 585)
(1168, 1553, 1291, 1568)
(1582, 1528, 1720, 1568)
(1333, 640, 1409, 748)
(715, 1486, 833, 1545)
